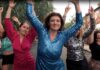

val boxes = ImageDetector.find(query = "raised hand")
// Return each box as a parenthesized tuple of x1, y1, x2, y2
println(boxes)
(9, 0, 16, 8)
(65, 4, 71, 13)
(12, 16, 19, 22)
(71, 0, 79, 4)
(70, 0, 81, 13)
(12, 16, 21, 25)
(0, 7, 3, 14)
(88, 6, 95, 18)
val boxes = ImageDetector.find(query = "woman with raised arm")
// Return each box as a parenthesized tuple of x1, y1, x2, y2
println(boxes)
(4, 0, 37, 70)
(64, 7, 95, 70)
(0, 7, 14, 70)
(89, 30, 100, 70)
(0, 7, 4, 39)
(89, 5, 100, 69)
(26, 0, 83, 70)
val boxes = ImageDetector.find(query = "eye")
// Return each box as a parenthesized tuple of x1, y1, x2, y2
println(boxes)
(50, 19, 55, 22)
(56, 19, 60, 22)
(23, 26, 26, 28)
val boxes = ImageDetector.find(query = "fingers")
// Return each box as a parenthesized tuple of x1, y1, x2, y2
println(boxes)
(12, 16, 18, 22)
(88, 6, 94, 14)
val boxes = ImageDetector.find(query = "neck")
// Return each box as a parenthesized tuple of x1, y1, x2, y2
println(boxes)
(49, 30, 58, 41)
(19, 33, 25, 44)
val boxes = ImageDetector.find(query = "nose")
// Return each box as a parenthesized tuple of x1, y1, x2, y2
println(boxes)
(54, 20, 58, 24)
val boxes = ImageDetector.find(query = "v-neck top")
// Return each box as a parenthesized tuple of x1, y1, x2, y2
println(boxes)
(4, 18, 37, 70)
(26, 3, 83, 70)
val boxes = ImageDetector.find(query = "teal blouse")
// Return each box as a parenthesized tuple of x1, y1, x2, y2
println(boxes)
(1, 37, 13, 53)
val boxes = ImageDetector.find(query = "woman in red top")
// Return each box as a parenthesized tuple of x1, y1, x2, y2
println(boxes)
(4, 0, 37, 70)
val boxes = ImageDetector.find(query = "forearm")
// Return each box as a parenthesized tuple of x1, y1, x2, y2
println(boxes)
(16, 20, 21, 26)
(5, 7, 12, 18)
(70, 13, 83, 33)
(63, 12, 67, 22)
(0, 13, 4, 33)
(4, 18, 16, 41)
(74, 3, 81, 13)
(83, 16, 95, 39)
(63, 13, 83, 43)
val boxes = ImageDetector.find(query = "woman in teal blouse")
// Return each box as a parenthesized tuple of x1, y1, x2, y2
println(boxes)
(1, 34, 14, 70)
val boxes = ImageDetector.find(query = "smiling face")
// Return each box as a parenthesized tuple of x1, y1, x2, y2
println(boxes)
(44, 12, 64, 31)
(19, 22, 30, 36)
(49, 16, 61, 31)
(96, 32, 100, 44)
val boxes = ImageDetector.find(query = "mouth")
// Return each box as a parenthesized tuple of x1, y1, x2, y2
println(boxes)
(96, 39, 100, 41)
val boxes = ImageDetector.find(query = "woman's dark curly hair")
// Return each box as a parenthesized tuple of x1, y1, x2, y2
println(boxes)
(44, 12, 64, 31)
(94, 30, 100, 43)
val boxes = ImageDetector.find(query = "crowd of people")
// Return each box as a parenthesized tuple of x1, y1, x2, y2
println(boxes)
(0, 0, 100, 70)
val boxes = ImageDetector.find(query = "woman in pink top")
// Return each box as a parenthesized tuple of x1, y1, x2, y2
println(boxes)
(4, 0, 37, 70)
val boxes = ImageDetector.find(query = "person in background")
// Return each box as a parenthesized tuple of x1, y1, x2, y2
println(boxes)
(0, 6, 4, 70)
(1, 33, 14, 70)
(26, 0, 83, 70)
(89, 28, 100, 70)
(64, 7, 95, 70)
(0, 7, 4, 39)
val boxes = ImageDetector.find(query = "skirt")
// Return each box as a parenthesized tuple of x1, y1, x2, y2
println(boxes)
(66, 58, 91, 70)
(2, 54, 14, 65)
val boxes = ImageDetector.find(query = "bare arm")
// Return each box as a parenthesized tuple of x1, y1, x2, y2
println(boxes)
(5, 0, 16, 18)
(63, 4, 71, 22)
(4, 0, 17, 42)
(0, 7, 4, 33)
(85, 7, 95, 44)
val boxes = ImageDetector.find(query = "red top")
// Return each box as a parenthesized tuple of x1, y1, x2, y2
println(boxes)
(4, 18, 37, 70)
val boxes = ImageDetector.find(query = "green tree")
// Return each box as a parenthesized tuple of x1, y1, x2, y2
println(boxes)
(35, 0, 53, 23)
(64, 16, 75, 29)
(0, 0, 53, 27)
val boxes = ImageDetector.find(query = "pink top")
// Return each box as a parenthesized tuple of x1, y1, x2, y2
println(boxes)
(4, 18, 37, 70)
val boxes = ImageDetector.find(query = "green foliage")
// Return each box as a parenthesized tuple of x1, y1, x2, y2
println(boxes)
(35, 1, 53, 23)
(0, 0, 53, 28)
(64, 22, 73, 29)
(64, 16, 75, 29)
(0, 0, 26, 29)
